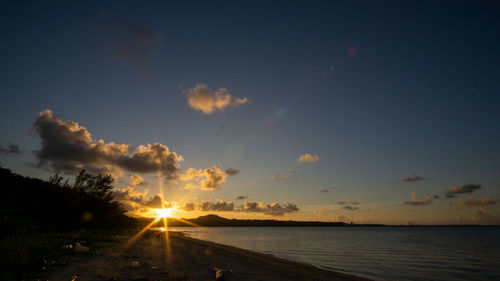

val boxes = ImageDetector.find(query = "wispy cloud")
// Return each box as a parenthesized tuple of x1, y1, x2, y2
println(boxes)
(183, 84, 248, 114)
(404, 192, 434, 206)
(445, 184, 481, 198)
(272, 174, 289, 180)
(341, 206, 358, 211)
(400, 175, 426, 182)
(320, 189, 329, 193)
(455, 196, 495, 208)
(298, 153, 320, 163)
(288, 168, 296, 173)
(472, 207, 500, 224)
(234, 195, 248, 200)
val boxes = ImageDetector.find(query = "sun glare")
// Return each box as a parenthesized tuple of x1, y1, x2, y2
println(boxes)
(155, 208, 172, 218)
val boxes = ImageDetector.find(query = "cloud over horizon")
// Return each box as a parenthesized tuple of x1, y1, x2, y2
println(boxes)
(455, 196, 495, 208)
(445, 184, 482, 198)
(33, 110, 183, 178)
(404, 192, 434, 206)
(298, 153, 320, 163)
(183, 84, 248, 114)
(178, 200, 300, 216)
(401, 175, 426, 182)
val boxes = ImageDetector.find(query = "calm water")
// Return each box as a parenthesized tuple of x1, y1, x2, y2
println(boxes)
(169, 226, 500, 281)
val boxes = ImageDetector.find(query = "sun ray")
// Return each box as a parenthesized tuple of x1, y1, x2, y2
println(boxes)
(116, 218, 159, 256)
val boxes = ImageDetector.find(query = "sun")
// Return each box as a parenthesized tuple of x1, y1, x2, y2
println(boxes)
(155, 208, 172, 218)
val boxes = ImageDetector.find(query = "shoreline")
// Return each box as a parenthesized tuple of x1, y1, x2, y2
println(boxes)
(170, 230, 371, 280)
(49, 229, 371, 281)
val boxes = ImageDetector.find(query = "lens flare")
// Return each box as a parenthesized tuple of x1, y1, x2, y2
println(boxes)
(155, 208, 172, 218)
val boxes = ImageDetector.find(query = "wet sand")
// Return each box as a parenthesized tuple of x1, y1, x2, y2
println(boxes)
(49, 230, 371, 281)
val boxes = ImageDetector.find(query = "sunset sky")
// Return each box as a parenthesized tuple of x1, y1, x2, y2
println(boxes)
(1, 0, 499, 224)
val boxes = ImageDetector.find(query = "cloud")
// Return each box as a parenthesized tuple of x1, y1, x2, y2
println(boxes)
(179, 167, 227, 190)
(112, 174, 148, 203)
(337, 200, 359, 205)
(178, 200, 299, 216)
(242, 201, 300, 216)
(288, 168, 296, 173)
(298, 153, 320, 163)
(320, 189, 329, 193)
(455, 196, 495, 208)
(445, 184, 482, 198)
(401, 175, 426, 182)
(99, 18, 162, 80)
(472, 207, 500, 224)
(225, 168, 240, 176)
(341, 206, 358, 211)
(0, 144, 21, 154)
(32, 110, 183, 178)
(272, 174, 289, 180)
(183, 84, 248, 114)
(235, 195, 248, 200)
(404, 192, 434, 206)
(198, 200, 235, 212)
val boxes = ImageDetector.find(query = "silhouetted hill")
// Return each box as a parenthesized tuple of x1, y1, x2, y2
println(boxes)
(141, 214, 384, 227)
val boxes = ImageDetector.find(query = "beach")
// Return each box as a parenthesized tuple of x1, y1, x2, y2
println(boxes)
(49, 230, 370, 281)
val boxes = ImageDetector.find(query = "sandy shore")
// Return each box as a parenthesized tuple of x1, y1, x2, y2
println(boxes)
(49, 230, 371, 281)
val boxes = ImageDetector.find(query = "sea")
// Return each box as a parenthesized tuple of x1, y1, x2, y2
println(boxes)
(168, 226, 500, 281)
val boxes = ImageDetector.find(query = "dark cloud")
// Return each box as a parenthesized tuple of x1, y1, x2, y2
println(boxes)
(242, 201, 299, 216)
(198, 200, 235, 212)
(445, 184, 482, 198)
(0, 144, 21, 154)
(178, 200, 235, 212)
(32, 110, 183, 178)
(404, 192, 434, 206)
(225, 168, 240, 176)
(235, 195, 248, 200)
(337, 200, 359, 205)
(99, 18, 162, 80)
(320, 189, 329, 193)
(178, 200, 299, 216)
(401, 175, 426, 182)
(455, 196, 495, 208)
(341, 206, 358, 211)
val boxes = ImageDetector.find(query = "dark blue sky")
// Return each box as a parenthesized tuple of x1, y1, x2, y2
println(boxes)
(1, 0, 499, 223)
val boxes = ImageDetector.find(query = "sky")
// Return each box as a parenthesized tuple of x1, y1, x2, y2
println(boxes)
(0, 0, 499, 224)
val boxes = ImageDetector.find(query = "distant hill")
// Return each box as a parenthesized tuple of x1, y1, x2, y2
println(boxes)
(142, 214, 384, 227)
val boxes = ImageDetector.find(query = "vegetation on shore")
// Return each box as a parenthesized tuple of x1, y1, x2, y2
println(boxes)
(0, 166, 136, 280)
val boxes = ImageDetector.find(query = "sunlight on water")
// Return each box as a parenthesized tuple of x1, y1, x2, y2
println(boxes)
(170, 226, 500, 281)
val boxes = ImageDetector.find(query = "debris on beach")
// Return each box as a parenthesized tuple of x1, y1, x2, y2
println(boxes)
(213, 267, 232, 281)
(130, 261, 141, 267)
(74, 243, 89, 252)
